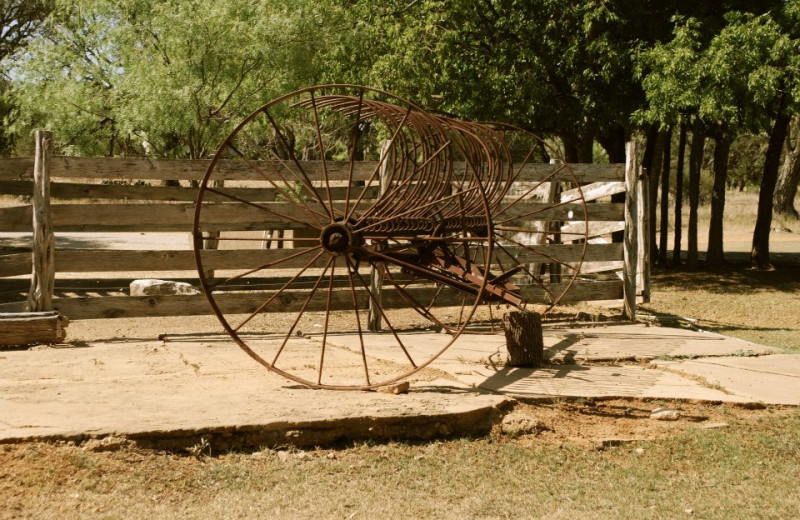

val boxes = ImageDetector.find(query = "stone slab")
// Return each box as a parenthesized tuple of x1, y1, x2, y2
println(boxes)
(320, 323, 780, 369)
(652, 355, 800, 405)
(0, 339, 509, 448)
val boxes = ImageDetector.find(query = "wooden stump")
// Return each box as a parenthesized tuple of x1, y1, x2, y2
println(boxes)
(0, 311, 69, 346)
(503, 310, 544, 367)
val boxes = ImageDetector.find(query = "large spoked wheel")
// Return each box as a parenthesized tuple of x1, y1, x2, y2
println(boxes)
(193, 85, 494, 389)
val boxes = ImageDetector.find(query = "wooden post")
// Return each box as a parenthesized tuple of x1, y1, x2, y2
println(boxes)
(368, 141, 392, 331)
(202, 179, 223, 280)
(622, 140, 638, 321)
(637, 170, 651, 303)
(503, 310, 544, 367)
(28, 130, 55, 312)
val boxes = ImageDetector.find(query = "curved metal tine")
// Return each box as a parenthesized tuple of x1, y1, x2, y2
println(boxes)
(261, 108, 335, 220)
(234, 250, 327, 332)
(348, 257, 417, 368)
(345, 106, 414, 222)
(225, 139, 326, 227)
(496, 163, 568, 216)
(343, 256, 370, 386)
(202, 185, 319, 230)
(208, 245, 322, 291)
(354, 138, 453, 227)
(494, 230, 580, 275)
(356, 186, 479, 234)
(492, 232, 560, 301)
(317, 260, 336, 385)
(493, 238, 541, 282)
(309, 90, 337, 220)
(494, 197, 583, 225)
(342, 89, 365, 219)
(271, 257, 334, 367)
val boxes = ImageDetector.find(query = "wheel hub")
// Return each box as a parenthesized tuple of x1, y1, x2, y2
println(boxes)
(320, 222, 358, 255)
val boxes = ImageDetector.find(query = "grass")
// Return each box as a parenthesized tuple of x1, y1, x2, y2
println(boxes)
(643, 267, 800, 352)
(2, 409, 798, 519)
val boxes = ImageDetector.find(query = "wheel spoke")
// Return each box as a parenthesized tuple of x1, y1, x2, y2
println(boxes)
(208, 246, 322, 291)
(317, 259, 336, 385)
(343, 256, 370, 386)
(225, 139, 327, 226)
(234, 250, 327, 332)
(204, 186, 319, 230)
(343, 90, 365, 218)
(345, 106, 413, 222)
(271, 257, 334, 367)
(349, 257, 417, 368)
(262, 108, 335, 220)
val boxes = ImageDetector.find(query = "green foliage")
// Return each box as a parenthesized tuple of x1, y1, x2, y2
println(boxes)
(637, 10, 800, 132)
(4, 0, 329, 157)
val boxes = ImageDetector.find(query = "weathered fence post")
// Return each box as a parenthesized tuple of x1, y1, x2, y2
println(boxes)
(28, 130, 56, 312)
(636, 167, 651, 303)
(622, 140, 638, 321)
(368, 141, 392, 331)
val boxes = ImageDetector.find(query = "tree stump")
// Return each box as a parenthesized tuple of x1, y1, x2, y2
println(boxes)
(503, 310, 544, 367)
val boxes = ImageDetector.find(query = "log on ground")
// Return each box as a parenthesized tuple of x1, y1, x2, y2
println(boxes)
(0, 311, 69, 346)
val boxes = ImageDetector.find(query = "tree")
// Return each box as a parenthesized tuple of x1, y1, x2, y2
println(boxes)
(332, 0, 667, 161)
(774, 117, 800, 219)
(5, 0, 328, 158)
(0, 0, 54, 154)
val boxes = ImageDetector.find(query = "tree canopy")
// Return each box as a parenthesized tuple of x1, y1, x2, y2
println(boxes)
(2, 0, 799, 269)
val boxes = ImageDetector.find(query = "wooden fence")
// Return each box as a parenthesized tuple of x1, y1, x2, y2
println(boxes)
(0, 131, 649, 321)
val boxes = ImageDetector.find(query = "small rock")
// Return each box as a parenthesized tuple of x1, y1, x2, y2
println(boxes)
(130, 279, 200, 296)
(685, 509, 694, 515)
(634, 447, 645, 455)
(650, 408, 681, 421)
(500, 413, 549, 437)
(377, 381, 410, 395)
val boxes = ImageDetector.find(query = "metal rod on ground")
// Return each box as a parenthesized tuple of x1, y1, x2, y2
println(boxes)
(623, 140, 639, 320)
(28, 130, 55, 312)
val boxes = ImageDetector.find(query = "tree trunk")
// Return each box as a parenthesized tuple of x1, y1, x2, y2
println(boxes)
(648, 130, 666, 261)
(673, 123, 687, 265)
(773, 116, 800, 219)
(658, 126, 673, 266)
(752, 97, 791, 269)
(688, 118, 706, 269)
(597, 125, 627, 163)
(706, 125, 732, 270)
(562, 132, 594, 163)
